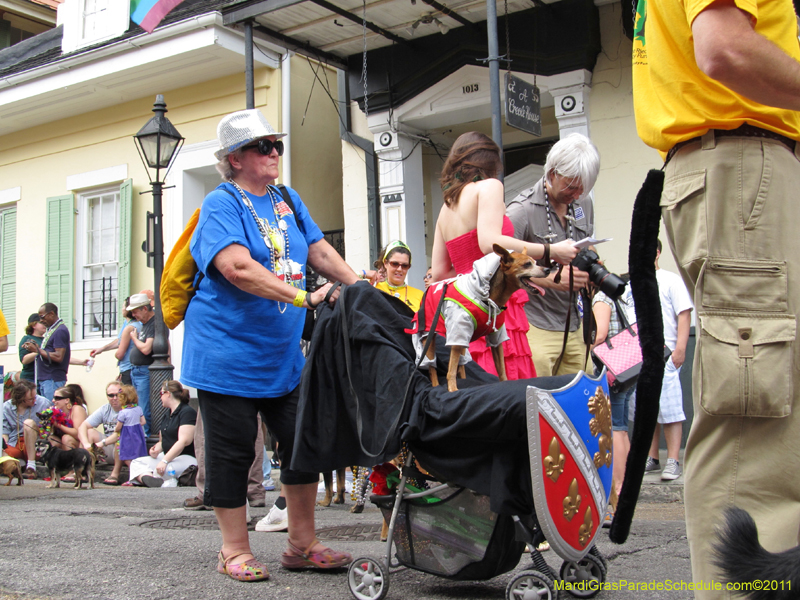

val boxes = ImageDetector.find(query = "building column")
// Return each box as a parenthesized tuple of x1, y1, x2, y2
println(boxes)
(372, 128, 426, 287)
(551, 83, 591, 139)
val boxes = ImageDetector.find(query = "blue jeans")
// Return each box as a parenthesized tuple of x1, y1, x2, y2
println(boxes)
(38, 379, 66, 401)
(610, 385, 634, 432)
(130, 365, 151, 436)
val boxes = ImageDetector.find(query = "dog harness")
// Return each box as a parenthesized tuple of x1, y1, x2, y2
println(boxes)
(407, 253, 510, 349)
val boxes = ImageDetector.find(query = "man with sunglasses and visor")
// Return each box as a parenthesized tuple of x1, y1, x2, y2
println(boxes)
(78, 381, 124, 485)
(506, 133, 601, 377)
(180, 109, 362, 582)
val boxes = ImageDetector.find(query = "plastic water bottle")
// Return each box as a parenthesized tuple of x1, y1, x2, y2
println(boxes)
(162, 464, 178, 487)
(85, 358, 94, 373)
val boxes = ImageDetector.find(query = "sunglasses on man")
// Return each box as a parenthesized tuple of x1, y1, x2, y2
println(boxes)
(242, 139, 284, 157)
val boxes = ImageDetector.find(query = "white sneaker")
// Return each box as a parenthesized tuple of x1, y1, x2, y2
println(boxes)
(661, 458, 682, 481)
(644, 457, 660, 472)
(255, 504, 288, 532)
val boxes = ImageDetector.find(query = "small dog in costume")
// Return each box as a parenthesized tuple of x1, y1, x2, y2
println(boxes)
(408, 244, 549, 392)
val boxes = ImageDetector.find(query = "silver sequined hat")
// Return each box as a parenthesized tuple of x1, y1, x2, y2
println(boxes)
(214, 109, 287, 161)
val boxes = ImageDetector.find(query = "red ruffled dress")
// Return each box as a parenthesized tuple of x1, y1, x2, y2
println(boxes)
(444, 217, 536, 379)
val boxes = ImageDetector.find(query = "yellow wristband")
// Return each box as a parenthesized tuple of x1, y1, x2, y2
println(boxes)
(293, 289, 307, 308)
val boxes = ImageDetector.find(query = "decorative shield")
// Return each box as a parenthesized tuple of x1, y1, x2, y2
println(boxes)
(526, 370, 613, 562)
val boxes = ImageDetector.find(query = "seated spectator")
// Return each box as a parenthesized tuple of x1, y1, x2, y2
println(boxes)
(18, 314, 45, 382)
(50, 386, 88, 450)
(127, 380, 196, 488)
(2, 380, 51, 478)
(78, 381, 123, 485)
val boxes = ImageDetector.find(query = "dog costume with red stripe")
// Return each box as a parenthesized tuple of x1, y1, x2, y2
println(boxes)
(407, 253, 510, 370)
(406, 244, 548, 391)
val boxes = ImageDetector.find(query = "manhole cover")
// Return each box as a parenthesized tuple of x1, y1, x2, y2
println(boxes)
(316, 523, 383, 542)
(139, 517, 259, 531)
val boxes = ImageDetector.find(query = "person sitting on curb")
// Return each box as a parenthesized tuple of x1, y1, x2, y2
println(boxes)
(2, 380, 51, 478)
(78, 381, 123, 485)
(127, 381, 196, 487)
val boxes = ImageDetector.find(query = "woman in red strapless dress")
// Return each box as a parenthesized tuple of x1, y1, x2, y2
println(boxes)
(431, 132, 579, 379)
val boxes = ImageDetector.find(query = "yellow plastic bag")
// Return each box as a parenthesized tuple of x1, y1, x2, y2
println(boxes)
(160, 208, 201, 330)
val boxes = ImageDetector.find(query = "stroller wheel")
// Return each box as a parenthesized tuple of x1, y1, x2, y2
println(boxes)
(559, 553, 606, 598)
(506, 569, 557, 600)
(588, 545, 608, 572)
(348, 556, 389, 600)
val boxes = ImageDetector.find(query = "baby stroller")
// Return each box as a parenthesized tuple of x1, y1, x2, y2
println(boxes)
(346, 371, 612, 600)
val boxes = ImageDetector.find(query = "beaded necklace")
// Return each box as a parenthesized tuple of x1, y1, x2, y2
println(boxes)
(543, 182, 575, 242)
(229, 180, 300, 314)
(384, 282, 410, 306)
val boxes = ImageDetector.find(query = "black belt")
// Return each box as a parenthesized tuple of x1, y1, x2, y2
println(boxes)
(665, 123, 797, 164)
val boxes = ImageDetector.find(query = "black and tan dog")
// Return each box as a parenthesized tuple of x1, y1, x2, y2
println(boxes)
(38, 445, 95, 489)
(0, 456, 23, 486)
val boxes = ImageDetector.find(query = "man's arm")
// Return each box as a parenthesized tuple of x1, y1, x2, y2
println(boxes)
(693, 0, 800, 110)
(671, 309, 692, 368)
(129, 327, 154, 357)
(535, 266, 590, 292)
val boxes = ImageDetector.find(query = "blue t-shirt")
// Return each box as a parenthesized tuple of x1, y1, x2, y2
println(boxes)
(181, 183, 324, 397)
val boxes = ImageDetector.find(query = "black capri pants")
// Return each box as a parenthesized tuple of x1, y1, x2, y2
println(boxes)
(198, 386, 318, 509)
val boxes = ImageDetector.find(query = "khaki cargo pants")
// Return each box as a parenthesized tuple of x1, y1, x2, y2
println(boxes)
(661, 131, 800, 599)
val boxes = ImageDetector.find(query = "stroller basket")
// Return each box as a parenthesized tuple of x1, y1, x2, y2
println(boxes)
(376, 485, 524, 580)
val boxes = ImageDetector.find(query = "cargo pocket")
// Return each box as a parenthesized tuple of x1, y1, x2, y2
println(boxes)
(697, 314, 795, 417)
(660, 169, 707, 268)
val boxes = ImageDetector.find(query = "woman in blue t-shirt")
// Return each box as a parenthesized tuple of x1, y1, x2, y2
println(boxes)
(181, 109, 363, 582)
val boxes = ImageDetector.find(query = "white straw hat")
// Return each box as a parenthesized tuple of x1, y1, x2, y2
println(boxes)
(215, 109, 286, 161)
(125, 293, 151, 312)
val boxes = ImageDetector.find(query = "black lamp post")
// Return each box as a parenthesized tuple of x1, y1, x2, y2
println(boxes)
(133, 95, 184, 437)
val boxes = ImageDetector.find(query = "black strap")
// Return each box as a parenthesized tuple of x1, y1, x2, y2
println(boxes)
(553, 267, 575, 374)
(340, 282, 449, 459)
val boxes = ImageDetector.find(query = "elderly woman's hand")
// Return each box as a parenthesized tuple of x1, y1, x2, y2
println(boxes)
(307, 282, 341, 308)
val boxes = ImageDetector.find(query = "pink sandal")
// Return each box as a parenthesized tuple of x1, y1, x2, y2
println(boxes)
(280, 538, 353, 570)
(217, 551, 270, 582)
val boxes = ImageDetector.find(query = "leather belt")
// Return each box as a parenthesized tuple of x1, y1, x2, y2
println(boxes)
(665, 123, 797, 164)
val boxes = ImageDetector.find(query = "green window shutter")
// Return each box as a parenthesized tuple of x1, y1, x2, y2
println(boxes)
(0, 208, 17, 345)
(45, 195, 74, 337)
(118, 179, 132, 307)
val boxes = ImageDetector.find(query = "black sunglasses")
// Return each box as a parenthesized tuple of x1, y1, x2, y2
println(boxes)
(242, 139, 284, 157)
(53, 395, 68, 400)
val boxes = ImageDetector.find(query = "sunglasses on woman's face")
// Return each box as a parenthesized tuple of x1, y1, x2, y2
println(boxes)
(388, 260, 410, 270)
(242, 139, 284, 157)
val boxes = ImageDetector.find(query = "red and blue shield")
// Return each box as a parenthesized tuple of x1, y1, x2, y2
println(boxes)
(526, 370, 613, 562)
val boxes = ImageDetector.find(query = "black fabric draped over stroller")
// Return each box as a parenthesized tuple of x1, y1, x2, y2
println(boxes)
(292, 282, 574, 516)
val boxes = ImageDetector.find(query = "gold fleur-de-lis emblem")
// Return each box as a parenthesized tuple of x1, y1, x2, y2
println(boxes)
(588, 386, 613, 468)
(562, 478, 581, 521)
(578, 506, 594, 547)
(544, 437, 565, 483)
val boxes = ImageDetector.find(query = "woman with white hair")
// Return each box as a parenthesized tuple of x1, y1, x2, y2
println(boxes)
(181, 109, 359, 581)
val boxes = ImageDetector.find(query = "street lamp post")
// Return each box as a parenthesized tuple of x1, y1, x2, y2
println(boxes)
(133, 95, 184, 436)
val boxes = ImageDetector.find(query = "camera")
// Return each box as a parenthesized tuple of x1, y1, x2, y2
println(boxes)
(571, 248, 627, 299)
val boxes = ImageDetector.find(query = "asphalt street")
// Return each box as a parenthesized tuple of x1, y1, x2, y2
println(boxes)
(0, 472, 692, 600)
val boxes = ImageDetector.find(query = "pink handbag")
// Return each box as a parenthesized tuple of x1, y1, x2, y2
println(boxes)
(592, 300, 668, 392)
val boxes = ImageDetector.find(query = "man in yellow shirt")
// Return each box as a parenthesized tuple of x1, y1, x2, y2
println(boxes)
(0, 309, 8, 353)
(632, 1, 800, 596)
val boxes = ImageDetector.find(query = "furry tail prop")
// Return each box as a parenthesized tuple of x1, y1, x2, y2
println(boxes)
(711, 507, 800, 600)
(609, 169, 666, 544)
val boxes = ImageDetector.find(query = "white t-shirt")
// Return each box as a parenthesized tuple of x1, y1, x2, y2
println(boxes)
(656, 269, 693, 351)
